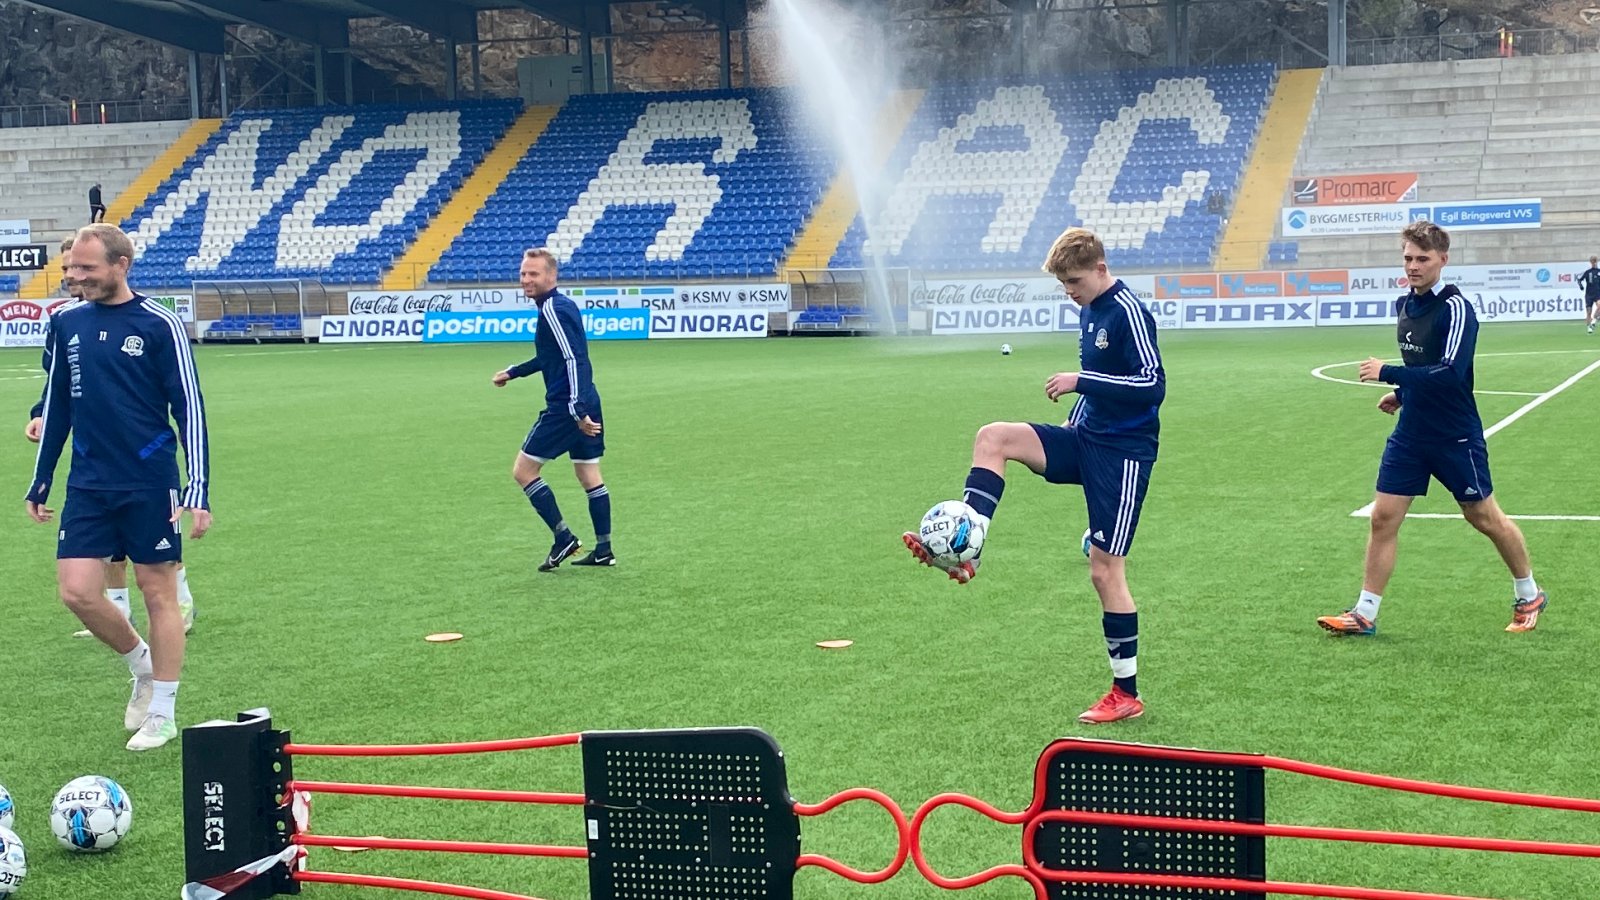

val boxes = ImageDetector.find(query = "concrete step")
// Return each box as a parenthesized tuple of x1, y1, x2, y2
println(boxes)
(1308, 113, 1493, 135)
(1478, 119, 1600, 134)
(1483, 131, 1600, 145)
(1, 162, 150, 177)
(1311, 100, 1499, 119)
(1323, 82, 1596, 106)
(1298, 152, 1488, 169)
(1308, 134, 1491, 152)
(0, 132, 190, 151)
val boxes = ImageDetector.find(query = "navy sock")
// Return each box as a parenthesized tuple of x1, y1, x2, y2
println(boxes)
(586, 483, 611, 551)
(962, 467, 1005, 518)
(1103, 612, 1138, 698)
(523, 479, 567, 536)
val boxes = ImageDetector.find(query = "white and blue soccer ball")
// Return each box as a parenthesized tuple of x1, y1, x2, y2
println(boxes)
(1082, 528, 1093, 557)
(920, 500, 987, 569)
(49, 776, 132, 853)
(0, 825, 25, 895)
(0, 785, 12, 830)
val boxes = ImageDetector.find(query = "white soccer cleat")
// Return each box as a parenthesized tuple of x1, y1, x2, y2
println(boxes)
(126, 715, 177, 751)
(125, 677, 154, 732)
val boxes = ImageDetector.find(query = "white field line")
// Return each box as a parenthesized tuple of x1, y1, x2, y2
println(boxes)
(1344, 356, 1600, 521)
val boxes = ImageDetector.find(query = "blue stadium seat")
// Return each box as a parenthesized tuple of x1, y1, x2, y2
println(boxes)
(122, 67, 1273, 288)
(831, 64, 1274, 273)
(124, 100, 522, 289)
(434, 89, 830, 284)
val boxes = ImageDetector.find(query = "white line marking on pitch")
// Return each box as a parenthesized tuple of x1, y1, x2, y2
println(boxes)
(1310, 349, 1599, 396)
(1390, 513, 1600, 522)
(215, 348, 351, 357)
(1348, 356, 1600, 522)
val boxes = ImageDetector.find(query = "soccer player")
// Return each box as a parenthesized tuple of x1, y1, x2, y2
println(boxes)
(25, 224, 211, 751)
(1579, 255, 1599, 334)
(1319, 220, 1546, 637)
(492, 248, 614, 570)
(25, 237, 198, 639)
(902, 227, 1165, 724)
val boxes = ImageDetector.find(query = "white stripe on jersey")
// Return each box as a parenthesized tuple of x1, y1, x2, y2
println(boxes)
(541, 296, 582, 418)
(142, 299, 208, 508)
(31, 323, 64, 487)
(1111, 459, 1141, 556)
(1442, 296, 1467, 364)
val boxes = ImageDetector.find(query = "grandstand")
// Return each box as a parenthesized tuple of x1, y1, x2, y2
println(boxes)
(0, 15, 1595, 311)
(433, 90, 833, 284)
(9, 65, 1280, 299)
(122, 100, 521, 288)
(830, 65, 1274, 273)
(1293, 54, 1600, 267)
(0, 120, 196, 245)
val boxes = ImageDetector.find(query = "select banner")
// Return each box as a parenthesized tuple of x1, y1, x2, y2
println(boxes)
(0, 243, 47, 271)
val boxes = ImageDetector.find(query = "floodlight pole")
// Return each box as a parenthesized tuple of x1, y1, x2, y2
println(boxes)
(188, 50, 202, 119)
(1327, 0, 1347, 66)
(1166, 0, 1191, 68)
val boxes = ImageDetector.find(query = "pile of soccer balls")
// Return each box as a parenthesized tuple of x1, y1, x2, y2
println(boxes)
(0, 776, 134, 896)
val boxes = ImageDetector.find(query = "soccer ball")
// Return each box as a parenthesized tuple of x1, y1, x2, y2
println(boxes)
(1000, 343, 1012, 355)
(0, 785, 12, 830)
(1082, 528, 1093, 557)
(49, 776, 132, 853)
(919, 500, 986, 569)
(0, 826, 24, 896)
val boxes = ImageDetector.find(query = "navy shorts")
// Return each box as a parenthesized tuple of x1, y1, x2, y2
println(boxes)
(1029, 424, 1154, 557)
(58, 487, 183, 564)
(522, 405, 605, 463)
(1376, 434, 1493, 503)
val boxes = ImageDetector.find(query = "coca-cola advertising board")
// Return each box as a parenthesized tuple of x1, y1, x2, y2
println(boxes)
(345, 290, 533, 316)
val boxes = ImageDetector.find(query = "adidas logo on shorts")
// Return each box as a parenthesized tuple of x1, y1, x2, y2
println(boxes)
(154, 538, 172, 550)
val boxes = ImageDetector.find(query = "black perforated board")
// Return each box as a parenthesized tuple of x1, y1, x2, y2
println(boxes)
(1034, 742, 1266, 900)
(581, 728, 802, 900)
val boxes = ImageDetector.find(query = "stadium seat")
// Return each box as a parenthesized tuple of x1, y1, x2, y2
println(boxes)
(832, 64, 1273, 273)
(122, 100, 522, 288)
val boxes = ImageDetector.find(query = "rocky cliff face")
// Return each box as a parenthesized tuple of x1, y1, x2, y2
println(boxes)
(2, 0, 1596, 113)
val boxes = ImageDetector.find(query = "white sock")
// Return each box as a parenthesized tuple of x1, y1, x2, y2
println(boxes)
(178, 568, 193, 605)
(149, 680, 179, 720)
(106, 588, 132, 622)
(1513, 573, 1539, 602)
(123, 640, 153, 679)
(1353, 590, 1382, 621)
